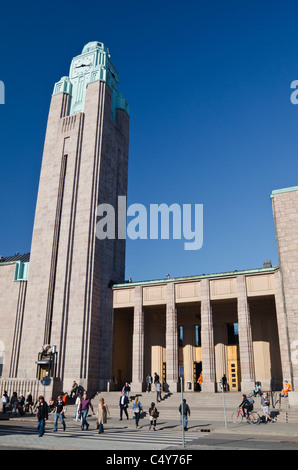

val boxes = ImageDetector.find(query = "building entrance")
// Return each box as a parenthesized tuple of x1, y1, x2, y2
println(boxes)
(227, 345, 240, 391)
(194, 361, 202, 391)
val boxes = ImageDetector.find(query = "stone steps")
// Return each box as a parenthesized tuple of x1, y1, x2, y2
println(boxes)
(90, 391, 297, 422)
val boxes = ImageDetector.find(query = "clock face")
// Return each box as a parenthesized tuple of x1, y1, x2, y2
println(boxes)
(72, 54, 94, 77)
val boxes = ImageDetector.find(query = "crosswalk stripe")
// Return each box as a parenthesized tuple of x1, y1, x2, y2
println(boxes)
(0, 424, 194, 445)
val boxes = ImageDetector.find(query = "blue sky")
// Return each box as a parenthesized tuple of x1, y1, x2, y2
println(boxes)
(0, 0, 298, 282)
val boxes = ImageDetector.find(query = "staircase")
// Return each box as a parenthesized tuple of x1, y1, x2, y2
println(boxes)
(91, 391, 295, 423)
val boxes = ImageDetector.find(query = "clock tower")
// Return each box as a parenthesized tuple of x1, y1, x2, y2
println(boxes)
(17, 42, 129, 396)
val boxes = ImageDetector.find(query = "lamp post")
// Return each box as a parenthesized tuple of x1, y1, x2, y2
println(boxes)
(179, 366, 185, 448)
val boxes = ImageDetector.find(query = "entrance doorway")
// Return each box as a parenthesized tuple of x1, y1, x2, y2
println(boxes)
(194, 361, 202, 391)
(227, 345, 240, 391)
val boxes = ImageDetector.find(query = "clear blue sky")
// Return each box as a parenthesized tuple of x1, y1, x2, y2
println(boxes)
(0, 0, 298, 282)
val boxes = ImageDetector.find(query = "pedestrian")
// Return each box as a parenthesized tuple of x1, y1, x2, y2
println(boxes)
(97, 397, 110, 434)
(253, 382, 262, 397)
(62, 392, 68, 413)
(70, 380, 79, 398)
(179, 398, 190, 431)
(25, 392, 33, 414)
(122, 382, 131, 401)
(74, 392, 82, 421)
(197, 373, 203, 391)
(261, 393, 272, 423)
(17, 395, 25, 416)
(155, 380, 162, 402)
(36, 395, 48, 437)
(119, 391, 129, 420)
(48, 396, 55, 413)
(149, 402, 159, 431)
(154, 372, 160, 384)
(131, 396, 143, 428)
(53, 395, 66, 432)
(10, 392, 18, 415)
(78, 391, 95, 430)
(221, 374, 227, 392)
(2, 391, 9, 414)
(146, 373, 153, 393)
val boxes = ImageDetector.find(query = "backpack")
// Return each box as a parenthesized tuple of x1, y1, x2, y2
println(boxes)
(247, 397, 254, 405)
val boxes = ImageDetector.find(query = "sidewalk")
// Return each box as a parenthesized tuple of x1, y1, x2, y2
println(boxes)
(2, 404, 298, 439)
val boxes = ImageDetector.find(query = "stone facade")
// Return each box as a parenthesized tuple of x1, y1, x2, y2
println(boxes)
(0, 44, 129, 400)
(0, 43, 298, 401)
(112, 267, 286, 393)
(271, 187, 298, 390)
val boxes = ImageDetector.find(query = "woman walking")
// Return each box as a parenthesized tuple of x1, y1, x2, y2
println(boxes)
(36, 395, 48, 437)
(131, 397, 143, 428)
(97, 397, 110, 434)
(149, 402, 159, 431)
(74, 392, 81, 421)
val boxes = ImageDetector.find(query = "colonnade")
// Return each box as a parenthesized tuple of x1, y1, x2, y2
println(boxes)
(130, 276, 256, 393)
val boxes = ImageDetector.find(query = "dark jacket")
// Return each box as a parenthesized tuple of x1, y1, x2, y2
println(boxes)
(37, 402, 48, 420)
(179, 403, 190, 416)
(119, 395, 129, 408)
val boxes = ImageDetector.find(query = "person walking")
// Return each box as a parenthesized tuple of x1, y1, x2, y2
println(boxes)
(261, 393, 273, 423)
(97, 397, 110, 434)
(74, 392, 82, 421)
(62, 392, 68, 414)
(179, 398, 190, 431)
(148, 402, 159, 431)
(146, 374, 153, 393)
(2, 391, 9, 414)
(78, 391, 95, 430)
(221, 374, 227, 392)
(122, 382, 131, 401)
(25, 392, 34, 415)
(36, 395, 48, 437)
(197, 373, 203, 391)
(10, 392, 18, 415)
(131, 397, 143, 428)
(119, 391, 129, 420)
(155, 380, 162, 402)
(154, 372, 160, 384)
(53, 395, 66, 432)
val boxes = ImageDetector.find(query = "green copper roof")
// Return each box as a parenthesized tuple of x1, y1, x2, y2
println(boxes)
(270, 186, 298, 198)
(113, 266, 279, 288)
(53, 42, 129, 119)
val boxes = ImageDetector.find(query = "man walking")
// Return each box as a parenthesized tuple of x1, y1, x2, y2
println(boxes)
(78, 391, 95, 430)
(179, 398, 190, 431)
(119, 392, 129, 420)
(53, 395, 66, 432)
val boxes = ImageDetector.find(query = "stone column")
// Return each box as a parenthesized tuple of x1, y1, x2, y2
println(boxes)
(237, 275, 255, 391)
(274, 270, 292, 387)
(166, 283, 178, 392)
(201, 279, 216, 392)
(131, 286, 144, 392)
